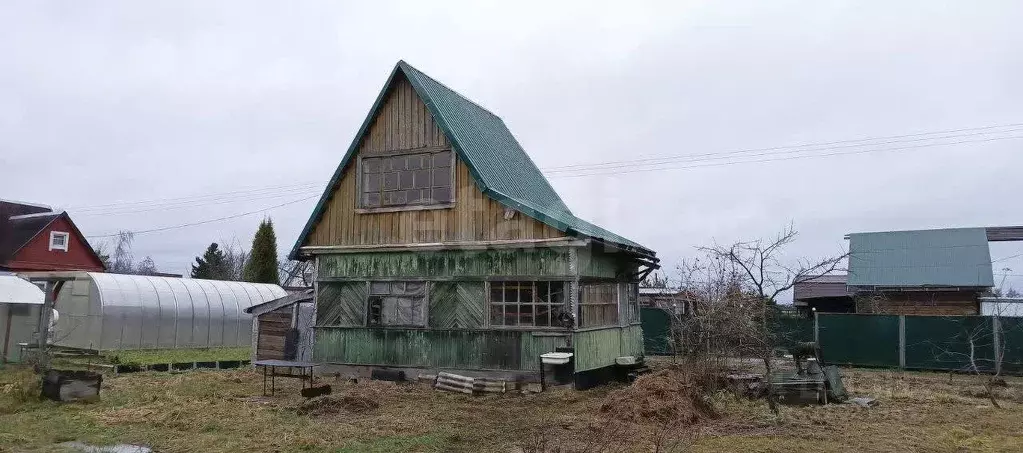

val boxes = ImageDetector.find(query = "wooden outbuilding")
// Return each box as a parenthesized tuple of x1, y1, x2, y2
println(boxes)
(246, 289, 314, 362)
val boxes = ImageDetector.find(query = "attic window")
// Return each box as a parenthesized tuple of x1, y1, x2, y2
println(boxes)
(359, 149, 453, 209)
(49, 231, 69, 252)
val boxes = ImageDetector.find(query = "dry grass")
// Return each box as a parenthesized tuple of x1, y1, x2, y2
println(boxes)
(0, 364, 1022, 452)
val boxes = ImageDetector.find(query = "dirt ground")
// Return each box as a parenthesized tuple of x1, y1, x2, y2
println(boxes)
(2, 363, 1023, 453)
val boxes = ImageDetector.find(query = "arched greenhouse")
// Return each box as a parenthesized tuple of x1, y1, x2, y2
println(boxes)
(52, 273, 287, 351)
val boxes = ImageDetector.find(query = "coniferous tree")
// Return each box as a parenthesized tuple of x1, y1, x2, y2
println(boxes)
(191, 243, 230, 280)
(243, 219, 280, 284)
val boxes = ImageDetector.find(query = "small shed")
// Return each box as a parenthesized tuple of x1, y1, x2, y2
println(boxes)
(245, 289, 314, 362)
(1, 273, 44, 362)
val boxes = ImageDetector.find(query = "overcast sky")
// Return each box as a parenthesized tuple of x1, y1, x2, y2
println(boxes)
(2, 1, 1022, 299)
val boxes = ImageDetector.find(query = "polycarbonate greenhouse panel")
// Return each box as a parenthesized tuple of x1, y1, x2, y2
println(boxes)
(52, 273, 287, 351)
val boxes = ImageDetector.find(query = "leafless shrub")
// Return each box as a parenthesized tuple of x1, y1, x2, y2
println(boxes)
(673, 224, 846, 415)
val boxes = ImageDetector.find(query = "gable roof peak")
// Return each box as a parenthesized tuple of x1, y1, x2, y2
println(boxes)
(396, 61, 501, 119)
(290, 61, 655, 260)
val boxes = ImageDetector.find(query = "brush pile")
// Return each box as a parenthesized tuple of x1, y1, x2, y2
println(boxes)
(600, 368, 718, 424)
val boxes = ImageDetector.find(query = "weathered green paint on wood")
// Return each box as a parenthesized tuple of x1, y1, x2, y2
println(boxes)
(317, 282, 366, 326)
(318, 248, 572, 279)
(314, 327, 569, 371)
(572, 325, 644, 372)
(577, 247, 638, 280)
(430, 282, 486, 328)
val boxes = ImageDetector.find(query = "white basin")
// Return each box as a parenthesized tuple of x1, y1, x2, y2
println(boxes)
(540, 352, 573, 365)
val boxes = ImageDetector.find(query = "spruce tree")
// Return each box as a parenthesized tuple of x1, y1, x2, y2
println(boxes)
(243, 219, 280, 284)
(191, 243, 230, 280)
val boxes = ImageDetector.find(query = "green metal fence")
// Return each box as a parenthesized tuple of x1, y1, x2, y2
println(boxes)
(771, 316, 815, 349)
(1001, 317, 1023, 375)
(816, 314, 1023, 373)
(637, 309, 1023, 373)
(640, 307, 673, 355)
(818, 314, 900, 367)
(904, 316, 995, 372)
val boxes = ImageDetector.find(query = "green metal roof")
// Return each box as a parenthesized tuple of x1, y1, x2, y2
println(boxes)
(847, 227, 994, 288)
(290, 61, 654, 259)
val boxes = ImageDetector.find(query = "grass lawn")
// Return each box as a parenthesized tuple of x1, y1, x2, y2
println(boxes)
(1, 364, 1022, 452)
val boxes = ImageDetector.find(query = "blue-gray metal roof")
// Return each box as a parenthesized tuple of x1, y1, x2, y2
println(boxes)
(290, 61, 654, 259)
(847, 228, 994, 288)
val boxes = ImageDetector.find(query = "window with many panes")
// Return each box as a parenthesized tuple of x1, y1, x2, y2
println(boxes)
(367, 281, 427, 327)
(360, 149, 453, 208)
(579, 283, 619, 327)
(489, 281, 567, 327)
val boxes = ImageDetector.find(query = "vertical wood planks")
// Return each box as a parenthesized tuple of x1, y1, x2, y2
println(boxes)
(304, 74, 565, 247)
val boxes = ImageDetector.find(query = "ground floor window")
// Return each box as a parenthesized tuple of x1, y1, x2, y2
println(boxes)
(489, 281, 567, 327)
(368, 281, 426, 327)
(579, 283, 619, 327)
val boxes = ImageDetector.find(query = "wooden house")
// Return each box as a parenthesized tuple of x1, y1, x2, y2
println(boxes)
(0, 200, 105, 273)
(847, 228, 993, 315)
(290, 61, 659, 386)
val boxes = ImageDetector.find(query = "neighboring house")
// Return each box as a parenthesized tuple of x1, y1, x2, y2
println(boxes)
(792, 274, 854, 314)
(0, 199, 105, 273)
(847, 228, 994, 316)
(638, 287, 691, 316)
(290, 61, 659, 385)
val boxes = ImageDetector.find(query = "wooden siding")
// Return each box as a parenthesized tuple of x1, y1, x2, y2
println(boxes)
(6, 215, 106, 272)
(256, 307, 291, 360)
(430, 282, 486, 329)
(317, 248, 572, 280)
(573, 325, 644, 372)
(305, 74, 564, 247)
(577, 247, 637, 280)
(314, 327, 568, 371)
(317, 282, 367, 326)
(855, 291, 980, 316)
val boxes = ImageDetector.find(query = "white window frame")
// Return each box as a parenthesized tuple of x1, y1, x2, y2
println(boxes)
(49, 231, 70, 252)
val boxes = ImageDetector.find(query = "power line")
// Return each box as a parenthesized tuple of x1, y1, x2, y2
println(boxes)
(993, 253, 1023, 263)
(74, 123, 1023, 235)
(548, 134, 1023, 179)
(71, 132, 1023, 221)
(544, 126, 1023, 174)
(74, 187, 320, 217)
(70, 182, 321, 212)
(63, 121, 1023, 214)
(84, 195, 318, 239)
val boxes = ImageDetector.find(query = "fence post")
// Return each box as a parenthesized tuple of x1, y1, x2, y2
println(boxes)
(993, 316, 1002, 375)
(898, 315, 906, 369)
(813, 311, 819, 345)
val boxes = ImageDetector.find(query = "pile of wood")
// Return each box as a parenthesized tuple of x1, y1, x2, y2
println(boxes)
(432, 372, 508, 395)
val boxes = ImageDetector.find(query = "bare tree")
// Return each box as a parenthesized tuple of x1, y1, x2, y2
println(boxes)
(279, 259, 313, 288)
(134, 256, 159, 276)
(220, 238, 249, 281)
(697, 224, 846, 414)
(929, 305, 1016, 409)
(103, 231, 136, 274)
